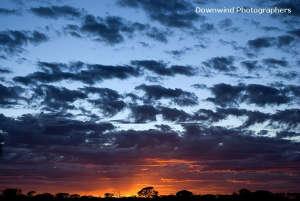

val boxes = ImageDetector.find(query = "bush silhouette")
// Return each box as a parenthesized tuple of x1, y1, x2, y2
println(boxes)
(176, 190, 193, 199)
(137, 186, 158, 198)
(0, 187, 299, 201)
(104, 193, 114, 198)
(2, 188, 22, 200)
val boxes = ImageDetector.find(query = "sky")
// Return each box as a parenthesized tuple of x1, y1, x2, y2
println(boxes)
(0, 0, 299, 196)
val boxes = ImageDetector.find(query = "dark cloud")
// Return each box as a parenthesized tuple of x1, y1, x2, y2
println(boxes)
(33, 85, 87, 111)
(130, 105, 158, 122)
(276, 131, 300, 138)
(0, 30, 48, 54)
(1, 109, 300, 192)
(80, 15, 131, 44)
(165, 47, 193, 58)
(14, 60, 197, 85)
(130, 105, 191, 123)
(0, 113, 114, 147)
(14, 61, 140, 85)
(241, 58, 289, 72)
(271, 109, 300, 129)
(136, 84, 198, 106)
(218, 18, 233, 29)
(288, 28, 300, 37)
(208, 83, 292, 107)
(159, 106, 191, 122)
(277, 35, 295, 47)
(248, 37, 276, 49)
(14, 71, 74, 85)
(113, 129, 180, 151)
(191, 84, 207, 89)
(207, 84, 243, 107)
(262, 58, 289, 68)
(243, 84, 290, 106)
(83, 87, 126, 117)
(0, 8, 18, 15)
(0, 84, 24, 106)
(192, 107, 300, 131)
(65, 14, 170, 44)
(118, 0, 200, 28)
(145, 27, 169, 43)
(30, 5, 82, 18)
(240, 60, 260, 71)
(71, 63, 141, 82)
(275, 71, 298, 80)
(193, 108, 227, 122)
(247, 35, 295, 50)
(216, 108, 269, 128)
(131, 60, 195, 76)
(203, 56, 236, 72)
(0, 67, 11, 74)
(195, 23, 216, 34)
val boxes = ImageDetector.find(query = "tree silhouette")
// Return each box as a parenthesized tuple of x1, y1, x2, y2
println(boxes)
(34, 193, 54, 201)
(2, 188, 22, 200)
(137, 186, 158, 198)
(176, 190, 193, 199)
(27, 191, 36, 197)
(70, 194, 81, 199)
(0, 187, 299, 201)
(56, 192, 70, 199)
(104, 193, 114, 198)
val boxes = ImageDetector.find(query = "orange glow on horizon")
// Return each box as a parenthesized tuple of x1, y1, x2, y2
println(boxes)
(8, 157, 282, 197)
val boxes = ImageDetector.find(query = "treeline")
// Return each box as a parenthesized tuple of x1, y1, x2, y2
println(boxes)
(1, 188, 300, 201)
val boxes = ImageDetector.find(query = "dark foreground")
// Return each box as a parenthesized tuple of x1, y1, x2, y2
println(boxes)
(1, 188, 300, 201)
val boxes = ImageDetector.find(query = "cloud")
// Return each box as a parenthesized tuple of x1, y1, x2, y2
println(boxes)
(218, 18, 233, 29)
(275, 71, 298, 80)
(277, 35, 295, 47)
(14, 61, 140, 85)
(0, 8, 18, 15)
(247, 35, 295, 50)
(0, 84, 24, 107)
(0, 67, 11, 74)
(271, 109, 300, 129)
(33, 85, 87, 111)
(136, 84, 198, 106)
(0, 30, 48, 54)
(159, 106, 191, 122)
(14, 60, 197, 85)
(240, 60, 260, 71)
(131, 60, 195, 76)
(203, 56, 236, 72)
(64, 14, 170, 44)
(288, 29, 300, 37)
(30, 5, 82, 19)
(130, 104, 158, 122)
(248, 37, 276, 49)
(83, 87, 126, 117)
(118, 0, 200, 28)
(193, 107, 300, 131)
(208, 83, 294, 107)
(145, 27, 170, 43)
(80, 15, 131, 44)
(262, 58, 289, 68)
(130, 105, 191, 122)
(277, 131, 300, 138)
(0, 113, 114, 147)
(165, 47, 193, 58)
(1, 110, 300, 192)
